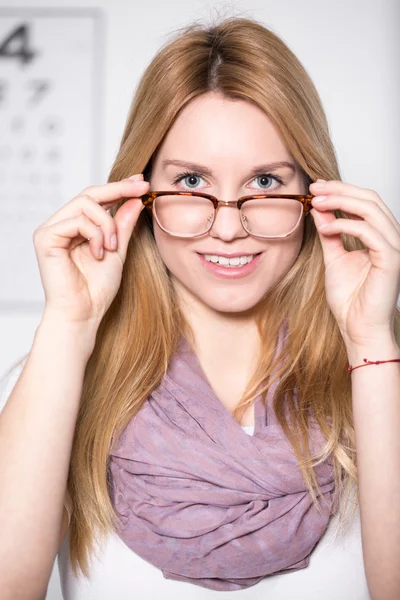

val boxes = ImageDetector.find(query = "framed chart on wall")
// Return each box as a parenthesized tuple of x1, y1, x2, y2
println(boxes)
(0, 8, 104, 310)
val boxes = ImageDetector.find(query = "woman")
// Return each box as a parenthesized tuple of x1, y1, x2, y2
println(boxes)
(1, 16, 399, 600)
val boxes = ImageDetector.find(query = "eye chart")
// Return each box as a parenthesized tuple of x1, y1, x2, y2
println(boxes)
(0, 8, 104, 310)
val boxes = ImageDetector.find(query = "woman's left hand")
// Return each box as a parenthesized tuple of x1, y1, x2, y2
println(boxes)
(309, 179, 400, 349)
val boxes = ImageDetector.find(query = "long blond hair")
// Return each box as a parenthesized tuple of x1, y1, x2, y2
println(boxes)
(9, 15, 400, 577)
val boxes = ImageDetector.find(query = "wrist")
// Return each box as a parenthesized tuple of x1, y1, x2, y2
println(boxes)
(346, 336, 400, 370)
(37, 311, 99, 359)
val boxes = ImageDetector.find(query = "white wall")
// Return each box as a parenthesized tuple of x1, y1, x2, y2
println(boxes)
(0, 1, 398, 598)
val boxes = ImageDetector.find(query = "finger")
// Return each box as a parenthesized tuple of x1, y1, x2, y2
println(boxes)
(71, 184, 148, 260)
(67, 196, 145, 261)
(42, 177, 149, 228)
(311, 194, 400, 250)
(36, 214, 106, 260)
(315, 216, 400, 270)
(309, 180, 400, 236)
(72, 194, 119, 252)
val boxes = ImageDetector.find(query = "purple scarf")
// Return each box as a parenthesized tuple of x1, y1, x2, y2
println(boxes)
(108, 324, 337, 591)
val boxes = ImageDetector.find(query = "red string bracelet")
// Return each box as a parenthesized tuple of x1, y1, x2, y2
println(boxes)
(347, 357, 400, 374)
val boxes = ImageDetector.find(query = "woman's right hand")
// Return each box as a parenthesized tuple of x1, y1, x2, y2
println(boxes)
(33, 173, 150, 327)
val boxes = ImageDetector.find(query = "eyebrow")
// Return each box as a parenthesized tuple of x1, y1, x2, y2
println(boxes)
(161, 159, 296, 177)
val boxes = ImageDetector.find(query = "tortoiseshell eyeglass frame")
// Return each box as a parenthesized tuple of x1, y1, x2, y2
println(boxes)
(140, 190, 315, 239)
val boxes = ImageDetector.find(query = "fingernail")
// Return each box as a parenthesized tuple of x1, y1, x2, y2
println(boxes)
(313, 195, 327, 203)
(111, 234, 117, 250)
(313, 180, 327, 188)
(128, 174, 144, 180)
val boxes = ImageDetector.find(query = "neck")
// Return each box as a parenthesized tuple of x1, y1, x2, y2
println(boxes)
(174, 280, 262, 373)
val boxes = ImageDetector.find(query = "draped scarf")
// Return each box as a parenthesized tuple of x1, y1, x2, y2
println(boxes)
(108, 324, 337, 591)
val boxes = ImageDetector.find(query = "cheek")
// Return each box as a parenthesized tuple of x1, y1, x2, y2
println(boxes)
(265, 218, 305, 283)
(153, 222, 191, 274)
(273, 218, 305, 270)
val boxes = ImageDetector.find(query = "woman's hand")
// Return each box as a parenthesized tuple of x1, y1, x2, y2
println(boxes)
(33, 173, 149, 327)
(309, 179, 400, 349)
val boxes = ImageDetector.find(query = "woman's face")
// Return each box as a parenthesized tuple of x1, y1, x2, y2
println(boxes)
(149, 92, 307, 314)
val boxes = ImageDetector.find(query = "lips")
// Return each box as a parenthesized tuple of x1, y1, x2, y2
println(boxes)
(196, 251, 264, 279)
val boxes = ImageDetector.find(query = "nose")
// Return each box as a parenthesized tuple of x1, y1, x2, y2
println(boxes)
(208, 201, 248, 241)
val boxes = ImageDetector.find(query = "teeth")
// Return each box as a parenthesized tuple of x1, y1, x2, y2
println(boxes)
(203, 254, 254, 266)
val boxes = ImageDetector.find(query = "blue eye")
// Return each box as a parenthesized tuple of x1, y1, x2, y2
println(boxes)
(254, 174, 284, 189)
(172, 171, 203, 188)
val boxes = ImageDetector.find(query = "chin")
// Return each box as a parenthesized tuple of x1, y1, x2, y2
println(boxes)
(170, 269, 276, 315)
(195, 289, 267, 314)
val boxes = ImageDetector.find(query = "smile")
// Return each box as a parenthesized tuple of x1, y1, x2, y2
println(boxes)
(196, 252, 264, 279)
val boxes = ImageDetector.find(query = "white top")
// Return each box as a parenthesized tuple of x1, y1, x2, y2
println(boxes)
(0, 361, 372, 600)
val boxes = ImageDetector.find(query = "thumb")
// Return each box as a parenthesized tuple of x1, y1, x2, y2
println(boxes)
(114, 180, 150, 262)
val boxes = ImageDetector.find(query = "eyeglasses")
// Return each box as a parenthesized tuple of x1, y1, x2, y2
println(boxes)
(141, 190, 314, 239)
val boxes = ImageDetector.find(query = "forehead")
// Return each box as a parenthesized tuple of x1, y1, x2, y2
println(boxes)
(153, 93, 292, 171)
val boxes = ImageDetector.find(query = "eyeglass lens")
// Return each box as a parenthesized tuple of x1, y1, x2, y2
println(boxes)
(153, 195, 303, 237)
